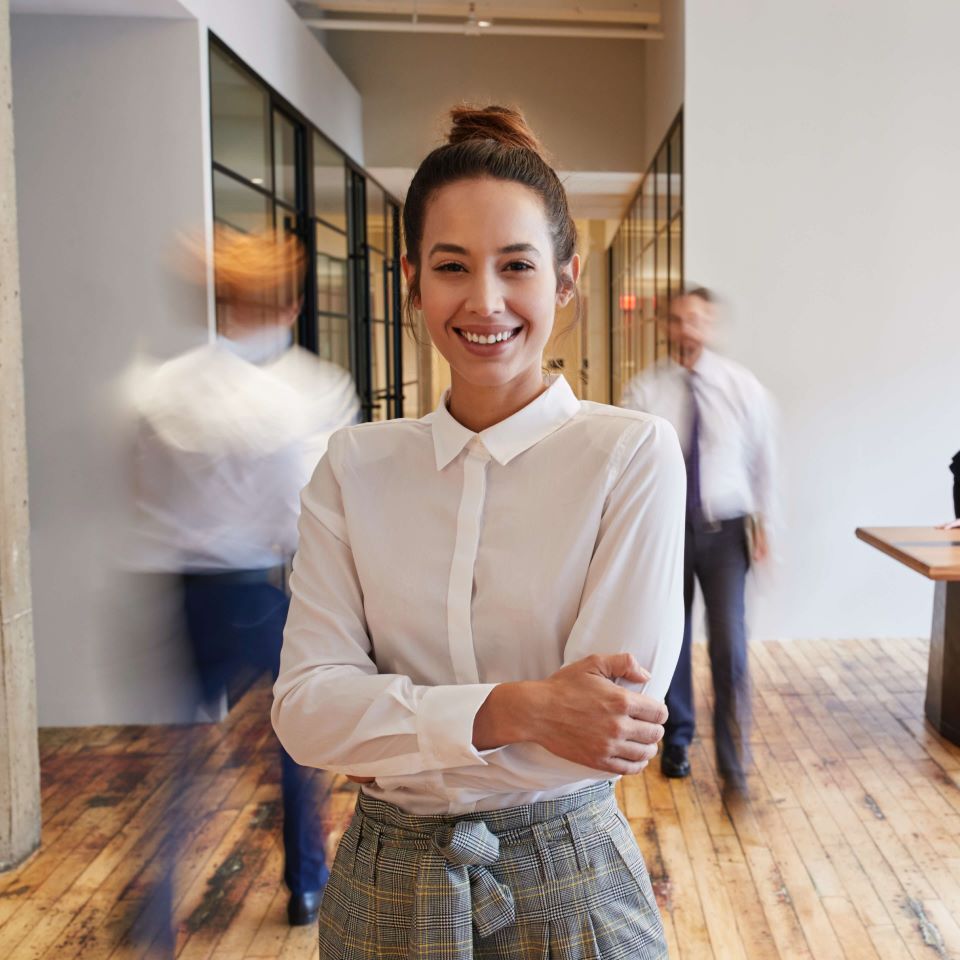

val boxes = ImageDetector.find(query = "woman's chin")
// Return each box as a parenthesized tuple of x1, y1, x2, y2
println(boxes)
(450, 356, 547, 391)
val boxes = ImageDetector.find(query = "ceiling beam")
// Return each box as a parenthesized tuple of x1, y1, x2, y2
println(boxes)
(305, 18, 662, 38)
(297, 0, 661, 26)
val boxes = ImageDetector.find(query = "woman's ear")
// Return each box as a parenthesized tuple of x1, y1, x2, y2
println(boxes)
(556, 254, 581, 307)
(401, 255, 420, 309)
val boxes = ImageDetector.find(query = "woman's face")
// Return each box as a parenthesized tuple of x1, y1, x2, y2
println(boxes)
(403, 177, 578, 392)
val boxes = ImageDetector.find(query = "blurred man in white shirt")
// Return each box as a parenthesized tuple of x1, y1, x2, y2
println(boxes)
(621, 287, 775, 799)
(130, 228, 359, 936)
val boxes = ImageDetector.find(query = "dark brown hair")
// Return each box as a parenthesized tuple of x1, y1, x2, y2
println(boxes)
(683, 285, 716, 305)
(402, 104, 578, 322)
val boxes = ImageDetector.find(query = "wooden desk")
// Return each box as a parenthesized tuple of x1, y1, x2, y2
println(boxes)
(856, 526, 960, 745)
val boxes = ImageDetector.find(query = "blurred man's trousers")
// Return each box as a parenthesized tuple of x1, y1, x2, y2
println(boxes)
(663, 517, 751, 782)
(182, 570, 329, 897)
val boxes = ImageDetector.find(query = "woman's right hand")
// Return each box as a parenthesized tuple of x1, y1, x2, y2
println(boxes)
(475, 653, 667, 776)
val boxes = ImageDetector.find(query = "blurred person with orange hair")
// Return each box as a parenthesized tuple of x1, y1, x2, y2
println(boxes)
(130, 227, 359, 940)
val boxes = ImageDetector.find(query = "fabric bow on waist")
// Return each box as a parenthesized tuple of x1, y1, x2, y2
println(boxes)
(409, 819, 516, 958)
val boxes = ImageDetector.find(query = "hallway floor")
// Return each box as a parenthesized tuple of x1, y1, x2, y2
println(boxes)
(1, 638, 958, 959)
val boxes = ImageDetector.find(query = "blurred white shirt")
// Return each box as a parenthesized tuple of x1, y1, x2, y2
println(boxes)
(272, 375, 686, 814)
(130, 330, 359, 572)
(621, 349, 776, 526)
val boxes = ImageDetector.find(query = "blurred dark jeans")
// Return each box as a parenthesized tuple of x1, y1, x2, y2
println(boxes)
(132, 571, 327, 955)
(664, 516, 751, 782)
(181, 571, 328, 897)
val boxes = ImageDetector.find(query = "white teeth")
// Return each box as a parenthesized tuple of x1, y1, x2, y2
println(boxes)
(459, 329, 517, 344)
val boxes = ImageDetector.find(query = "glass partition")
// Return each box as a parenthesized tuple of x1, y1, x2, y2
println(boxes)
(209, 36, 426, 420)
(609, 112, 683, 402)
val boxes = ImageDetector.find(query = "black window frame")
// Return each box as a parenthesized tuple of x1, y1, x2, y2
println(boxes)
(207, 34, 410, 422)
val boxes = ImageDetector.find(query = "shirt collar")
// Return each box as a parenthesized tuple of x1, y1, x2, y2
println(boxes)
(690, 348, 720, 381)
(424, 375, 581, 471)
(217, 327, 293, 366)
(668, 348, 719, 382)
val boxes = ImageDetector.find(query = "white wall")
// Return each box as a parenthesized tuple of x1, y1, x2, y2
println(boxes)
(684, 0, 960, 639)
(642, 0, 683, 168)
(11, 2, 365, 724)
(10, 0, 364, 164)
(12, 15, 210, 725)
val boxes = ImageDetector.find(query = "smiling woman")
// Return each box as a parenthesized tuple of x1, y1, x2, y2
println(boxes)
(272, 104, 686, 959)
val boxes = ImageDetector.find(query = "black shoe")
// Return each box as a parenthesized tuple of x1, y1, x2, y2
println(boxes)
(660, 743, 691, 778)
(287, 889, 323, 926)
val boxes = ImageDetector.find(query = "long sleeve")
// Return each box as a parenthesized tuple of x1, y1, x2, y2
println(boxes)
(562, 416, 686, 699)
(271, 434, 498, 777)
(748, 385, 778, 532)
(475, 415, 687, 788)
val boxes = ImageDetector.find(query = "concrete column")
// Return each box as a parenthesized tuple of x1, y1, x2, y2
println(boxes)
(0, 0, 41, 871)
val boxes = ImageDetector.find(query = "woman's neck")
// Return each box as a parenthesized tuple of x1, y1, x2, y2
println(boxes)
(447, 365, 548, 433)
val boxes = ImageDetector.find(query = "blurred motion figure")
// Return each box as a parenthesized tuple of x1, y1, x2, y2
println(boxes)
(622, 287, 776, 798)
(130, 227, 359, 935)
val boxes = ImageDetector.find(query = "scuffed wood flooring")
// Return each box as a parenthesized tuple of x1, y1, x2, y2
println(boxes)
(2, 638, 959, 958)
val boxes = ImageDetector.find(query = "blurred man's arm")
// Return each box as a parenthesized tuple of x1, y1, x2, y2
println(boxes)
(749, 386, 779, 563)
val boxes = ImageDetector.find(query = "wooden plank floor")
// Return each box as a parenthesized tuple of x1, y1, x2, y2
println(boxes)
(2, 638, 960, 959)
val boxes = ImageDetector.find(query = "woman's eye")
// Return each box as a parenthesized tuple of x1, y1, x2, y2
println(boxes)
(504, 261, 534, 272)
(435, 262, 466, 273)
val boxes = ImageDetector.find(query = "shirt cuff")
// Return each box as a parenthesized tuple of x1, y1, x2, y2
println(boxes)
(417, 683, 500, 769)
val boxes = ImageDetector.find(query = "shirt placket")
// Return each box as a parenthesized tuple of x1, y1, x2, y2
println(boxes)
(446, 438, 490, 684)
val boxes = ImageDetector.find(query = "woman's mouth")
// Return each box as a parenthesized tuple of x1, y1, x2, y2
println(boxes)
(453, 326, 523, 351)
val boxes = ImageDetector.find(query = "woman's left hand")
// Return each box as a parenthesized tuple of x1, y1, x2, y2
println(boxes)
(346, 775, 375, 783)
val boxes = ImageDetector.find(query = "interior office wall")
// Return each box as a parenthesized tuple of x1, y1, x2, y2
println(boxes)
(642, 0, 683, 169)
(11, 2, 364, 727)
(12, 15, 210, 725)
(10, 0, 364, 164)
(684, 0, 960, 639)
(323, 32, 646, 172)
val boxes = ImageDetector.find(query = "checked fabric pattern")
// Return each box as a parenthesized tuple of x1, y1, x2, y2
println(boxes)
(316, 781, 667, 959)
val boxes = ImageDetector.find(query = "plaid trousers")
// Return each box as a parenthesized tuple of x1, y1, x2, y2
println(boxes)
(317, 781, 668, 959)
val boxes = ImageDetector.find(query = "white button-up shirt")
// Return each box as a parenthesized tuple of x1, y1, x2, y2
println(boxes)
(129, 335, 359, 572)
(621, 350, 776, 525)
(272, 375, 686, 814)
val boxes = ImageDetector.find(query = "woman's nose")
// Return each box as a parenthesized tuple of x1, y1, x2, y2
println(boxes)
(464, 272, 505, 317)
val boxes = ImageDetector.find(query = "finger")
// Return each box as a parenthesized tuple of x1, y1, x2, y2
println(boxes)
(346, 775, 376, 783)
(600, 755, 652, 776)
(621, 718, 665, 746)
(610, 739, 659, 764)
(592, 652, 651, 685)
(625, 693, 669, 725)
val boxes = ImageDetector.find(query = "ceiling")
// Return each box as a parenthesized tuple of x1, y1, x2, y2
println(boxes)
(293, 1, 658, 219)
(289, 0, 663, 40)
(368, 168, 642, 221)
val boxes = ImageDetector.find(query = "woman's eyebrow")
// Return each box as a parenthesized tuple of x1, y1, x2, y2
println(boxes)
(428, 242, 468, 257)
(498, 243, 541, 257)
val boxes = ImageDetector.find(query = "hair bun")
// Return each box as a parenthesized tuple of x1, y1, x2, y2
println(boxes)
(447, 104, 546, 157)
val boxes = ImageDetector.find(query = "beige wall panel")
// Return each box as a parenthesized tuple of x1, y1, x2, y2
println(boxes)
(325, 32, 646, 171)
